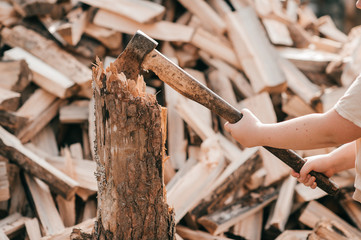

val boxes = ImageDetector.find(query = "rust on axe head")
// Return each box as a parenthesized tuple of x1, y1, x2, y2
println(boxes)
(113, 30, 158, 80)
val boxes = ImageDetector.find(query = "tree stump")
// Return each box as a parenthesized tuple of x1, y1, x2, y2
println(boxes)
(92, 59, 175, 239)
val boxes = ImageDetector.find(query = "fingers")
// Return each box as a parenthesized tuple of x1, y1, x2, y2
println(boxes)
(224, 122, 231, 133)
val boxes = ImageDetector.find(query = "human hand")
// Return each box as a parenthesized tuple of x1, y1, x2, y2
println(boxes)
(224, 108, 263, 148)
(291, 154, 334, 189)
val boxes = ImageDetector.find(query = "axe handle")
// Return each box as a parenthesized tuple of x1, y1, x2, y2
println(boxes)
(143, 49, 339, 196)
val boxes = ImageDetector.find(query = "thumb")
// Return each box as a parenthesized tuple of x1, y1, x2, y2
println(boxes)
(299, 160, 313, 182)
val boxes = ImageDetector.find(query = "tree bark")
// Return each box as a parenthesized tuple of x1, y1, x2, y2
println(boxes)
(92, 60, 175, 239)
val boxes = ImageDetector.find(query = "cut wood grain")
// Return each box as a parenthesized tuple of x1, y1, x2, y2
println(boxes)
(0, 162, 9, 202)
(0, 60, 31, 92)
(226, 9, 287, 93)
(4, 47, 78, 99)
(24, 174, 64, 236)
(59, 100, 89, 124)
(299, 200, 361, 238)
(177, 0, 226, 35)
(93, 9, 194, 42)
(84, 23, 122, 50)
(10, 0, 56, 17)
(80, 0, 165, 24)
(1, 26, 91, 97)
(25, 218, 42, 240)
(0, 126, 79, 199)
(0, 213, 30, 237)
(233, 210, 263, 240)
(191, 28, 242, 70)
(0, 88, 20, 112)
(198, 186, 278, 235)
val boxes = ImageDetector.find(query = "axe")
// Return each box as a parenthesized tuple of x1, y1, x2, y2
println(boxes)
(113, 30, 339, 196)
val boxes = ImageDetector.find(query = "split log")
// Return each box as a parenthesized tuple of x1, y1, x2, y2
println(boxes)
(93, 9, 194, 42)
(80, 0, 165, 24)
(265, 176, 297, 231)
(176, 225, 233, 240)
(198, 186, 278, 235)
(275, 230, 312, 240)
(299, 200, 361, 238)
(1, 26, 92, 98)
(56, 7, 88, 46)
(84, 23, 122, 50)
(225, 8, 287, 93)
(262, 18, 293, 46)
(167, 136, 225, 223)
(0, 60, 31, 93)
(7, 164, 28, 215)
(0, 213, 30, 238)
(0, 162, 9, 202)
(0, 88, 20, 112)
(59, 100, 89, 124)
(339, 192, 361, 229)
(233, 210, 263, 240)
(24, 174, 65, 236)
(4, 47, 78, 99)
(40, 218, 95, 240)
(308, 219, 359, 240)
(0, 1, 19, 26)
(177, 0, 226, 35)
(25, 218, 42, 240)
(0, 126, 79, 199)
(92, 60, 175, 239)
(10, 0, 56, 17)
(316, 15, 348, 43)
(191, 28, 242, 70)
(282, 94, 316, 118)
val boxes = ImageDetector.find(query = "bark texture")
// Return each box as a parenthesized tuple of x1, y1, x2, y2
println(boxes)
(92, 59, 175, 240)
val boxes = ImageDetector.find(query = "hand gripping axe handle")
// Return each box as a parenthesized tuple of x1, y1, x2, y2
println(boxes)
(114, 30, 339, 196)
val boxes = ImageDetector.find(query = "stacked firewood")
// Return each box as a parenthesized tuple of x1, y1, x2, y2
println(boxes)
(0, 0, 361, 239)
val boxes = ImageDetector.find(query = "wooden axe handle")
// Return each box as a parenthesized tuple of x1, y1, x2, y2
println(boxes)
(143, 49, 339, 196)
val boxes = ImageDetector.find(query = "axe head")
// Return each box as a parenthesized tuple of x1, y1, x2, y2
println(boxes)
(113, 30, 158, 80)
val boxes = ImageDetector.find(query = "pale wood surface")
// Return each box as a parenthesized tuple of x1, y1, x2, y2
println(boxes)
(85, 23, 122, 50)
(93, 9, 194, 42)
(0, 162, 9, 202)
(0, 60, 31, 92)
(262, 18, 293, 46)
(25, 218, 42, 240)
(80, 0, 165, 24)
(0, 88, 20, 112)
(233, 210, 263, 240)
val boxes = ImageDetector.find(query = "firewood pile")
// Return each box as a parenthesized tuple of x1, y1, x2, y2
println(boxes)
(0, 0, 361, 239)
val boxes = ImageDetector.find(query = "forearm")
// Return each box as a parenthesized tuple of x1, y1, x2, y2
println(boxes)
(256, 109, 361, 150)
(327, 142, 356, 174)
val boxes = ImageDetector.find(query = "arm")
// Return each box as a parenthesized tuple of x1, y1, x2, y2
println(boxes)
(292, 141, 356, 188)
(224, 108, 361, 150)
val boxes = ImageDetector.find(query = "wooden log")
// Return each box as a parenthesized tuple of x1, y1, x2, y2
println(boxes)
(299, 200, 361, 238)
(0, 88, 20, 112)
(0, 213, 30, 238)
(275, 230, 312, 240)
(25, 218, 42, 240)
(265, 176, 297, 231)
(31, 125, 59, 156)
(339, 192, 361, 229)
(277, 47, 339, 72)
(56, 7, 88, 46)
(198, 186, 278, 235)
(80, 0, 165, 24)
(84, 23, 122, 50)
(80, 199, 97, 222)
(225, 9, 287, 93)
(309, 219, 358, 240)
(233, 210, 263, 240)
(1, 26, 92, 98)
(0, 60, 31, 93)
(164, 84, 187, 170)
(93, 9, 194, 42)
(4, 47, 79, 99)
(282, 94, 316, 118)
(93, 60, 175, 239)
(316, 15, 348, 43)
(10, 0, 56, 17)
(191, 146, 262, 218)
(167, 136, 225, 223)
(262, 18, 293, 46)
(279, 57, 321, 105)
(0, 1, 19, 27)
(176, 225, 233, 240)
(0, 230, 9, 240)
(0, 126, 79, 199)
(40, 218, 95, 240)
(56, 195, 76, 227)
(191, 28, 242, 70)
(0, 162, 9, 202)
(177, 0, 226, 35)
(310, 35, 343, 53)
(0, 111, 27, 135)
(24, 174, 65, 236)
(59, 100, 89, 124)
(17, 98, 66, 144)
(208, 0, 232, 17)
(7, 164, 28, 215)
(199, 51, 254, 98)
